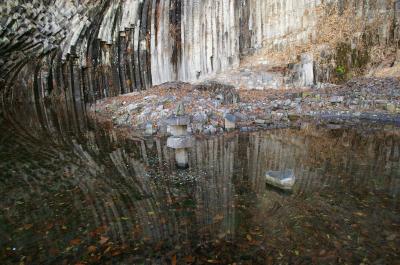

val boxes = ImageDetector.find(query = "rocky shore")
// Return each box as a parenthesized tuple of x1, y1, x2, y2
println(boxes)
(90, 77, 400, 136)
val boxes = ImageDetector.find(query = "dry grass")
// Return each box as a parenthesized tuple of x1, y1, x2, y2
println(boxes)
(241, 0, 396, 69)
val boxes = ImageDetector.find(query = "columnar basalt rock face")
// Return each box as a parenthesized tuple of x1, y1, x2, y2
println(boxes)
(0, 0, 398, 101)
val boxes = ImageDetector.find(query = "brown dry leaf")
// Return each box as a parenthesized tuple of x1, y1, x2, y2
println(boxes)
(99, 236, 109, 245)
(70, 238, 81, 246)
(23, 224, 33, 230)
(103, 246, 111, 254)
(111, 249, 122, 256)
(87, 245, 97, 253)
(171, 255, 177, 265)
(353, 211, 366, 217)
(184, 255, 195, 263)
(213, 214, 224, 222)
(246, 234, 253, 241)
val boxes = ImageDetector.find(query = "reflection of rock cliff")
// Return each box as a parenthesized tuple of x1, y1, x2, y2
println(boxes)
(1, 1, 398, 100)
(1, 100, 399, 262)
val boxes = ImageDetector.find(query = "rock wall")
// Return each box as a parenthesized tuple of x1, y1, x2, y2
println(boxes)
(0, 0, 398, 101)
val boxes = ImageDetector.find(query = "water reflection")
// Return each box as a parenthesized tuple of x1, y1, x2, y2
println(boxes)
(0, 101, 399, 264)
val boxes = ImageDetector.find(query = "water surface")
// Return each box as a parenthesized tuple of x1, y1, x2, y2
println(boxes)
(0, 102, 399, 264)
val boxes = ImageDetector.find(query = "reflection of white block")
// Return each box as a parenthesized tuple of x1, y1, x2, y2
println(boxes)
(145, 122, 155, 136)
(167, 136, 193, 149)
(175, 149, 189, 168)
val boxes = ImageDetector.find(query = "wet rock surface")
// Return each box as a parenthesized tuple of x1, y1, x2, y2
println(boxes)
(91, 77, 400, 135)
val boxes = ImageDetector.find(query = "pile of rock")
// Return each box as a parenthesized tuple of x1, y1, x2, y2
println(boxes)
(92, 77, 400, 136)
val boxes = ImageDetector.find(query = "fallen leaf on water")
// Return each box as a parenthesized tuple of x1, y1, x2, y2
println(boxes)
(386, 234, 396, 241)
(353, 211, 366, 217)
(87, 245, 97, 253)
(70, 238, 81, 246)
(171, 255, 177, 265)
(185, 255, 195, 263)
(111, 249, 122, 256)
(103, 246, 111, 254)
(207, 259, 220, 264)
(246, 234, 252, 241)
(213, 214, 224, 222)
(23, 224, 33, 230)
(99, 236, 109, 245)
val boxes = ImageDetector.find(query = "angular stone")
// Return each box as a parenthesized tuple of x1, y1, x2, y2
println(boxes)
(255, 119, 266, 124)
(204, 125, 217, 135)
(193, 112, 208, 124)
(386, 103, 396, 113)
(224, 114, 236, 130)
(330, 96, 344, 104)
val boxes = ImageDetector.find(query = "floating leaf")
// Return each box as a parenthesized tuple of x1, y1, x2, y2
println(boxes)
(99, 236, 109, 245)
(70, 238, 81, 246)
(23, 224, 33, 230)
(103, 246, 111, 254)
(185, 255, 195, 263)
(111, 249, 122, 256)
(353, 211, 366, 217)
(87, 245, 97, 253)
(213, 214, 224, 222)
(386, 234, 396, 241)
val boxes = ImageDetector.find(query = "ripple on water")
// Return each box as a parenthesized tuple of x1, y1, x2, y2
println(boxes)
(0, 102, 399, 264)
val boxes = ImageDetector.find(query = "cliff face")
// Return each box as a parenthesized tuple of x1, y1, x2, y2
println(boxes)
(1, 0, 399, 101)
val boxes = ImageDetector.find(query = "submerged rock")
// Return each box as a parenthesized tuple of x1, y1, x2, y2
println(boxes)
(265, 169, 296, 191)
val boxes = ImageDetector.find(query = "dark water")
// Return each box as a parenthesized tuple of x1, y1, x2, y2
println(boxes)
(0, 102, 399, 265)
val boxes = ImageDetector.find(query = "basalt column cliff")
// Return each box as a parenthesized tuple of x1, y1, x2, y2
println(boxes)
(1, 0, 399, 101)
